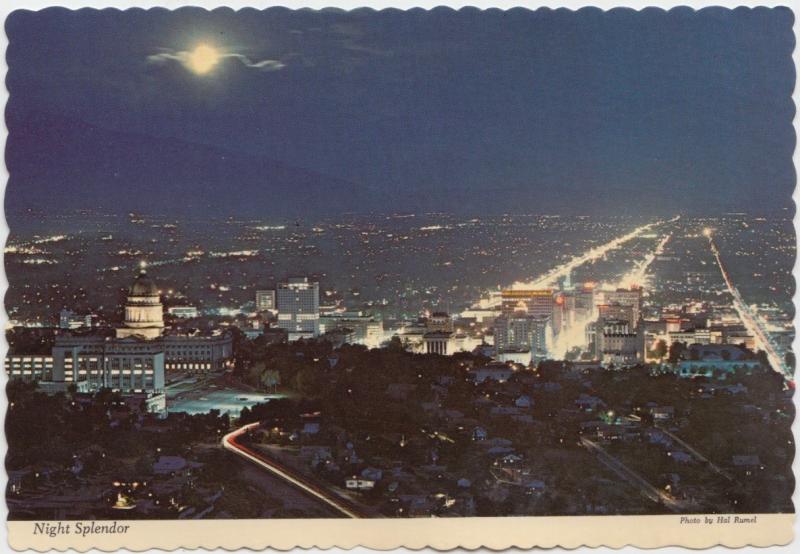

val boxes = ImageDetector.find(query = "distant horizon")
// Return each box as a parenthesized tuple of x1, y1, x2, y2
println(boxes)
(4, 204, 795, 226)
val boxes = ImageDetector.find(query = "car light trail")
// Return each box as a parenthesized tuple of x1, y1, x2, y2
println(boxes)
(222, 423, 364, 518)
(706, 233, 791, 379)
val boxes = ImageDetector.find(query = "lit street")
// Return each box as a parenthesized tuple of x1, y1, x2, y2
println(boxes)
(222, 424, 365, 519)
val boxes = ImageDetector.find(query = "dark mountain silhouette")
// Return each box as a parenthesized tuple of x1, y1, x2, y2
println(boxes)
(5, 110, 364, 218)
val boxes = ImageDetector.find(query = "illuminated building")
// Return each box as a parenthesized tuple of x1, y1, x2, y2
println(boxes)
(160, 334, 232, 371)
(320, 313, 384, 348)
(500, 289, 555, 319)
(54, 332, 232, 374)
(666, 328, 717, 346)
(59, 309, 94, 330)
(426, 311, 453, 333)
(554, 286, 595, 334)
(7, 339, 165, 400)
(5, 355, 55, 382)
(57, 335, 231, 376)
(575, 285, 596, 315)
(424, 331, 453, 355)
(113, 270, 232, 371)
(496, 348, 532, 366)
(52, 339, 165, 392)
(552, 294, 566, 334)
(256, 289, 276, 312)
(276, 277, 320, 340)
(494, 313, 548, 360)
(600, 288, 642, 324)
(458, 307, 501, 324)
(6, 270, 233, 387)
(394, 321, 428, 353)
(451, 333, 472, 352)
(588, 288, 645, 365)
(596, 319, 644, 365)
(663, 317, 683, 333)
(167, 306, 199, 319)
(469, 362, 516, 384)
(598, 302, 636, 324)
(419, 328, 480, 356)
(585, 321, 598, 355)
(724, 329, 756, 350)
(115, 270, 165, 340)
(500, 289, 555, 352)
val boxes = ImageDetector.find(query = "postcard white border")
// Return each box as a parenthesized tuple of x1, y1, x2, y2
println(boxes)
(0, 1, 797, 552)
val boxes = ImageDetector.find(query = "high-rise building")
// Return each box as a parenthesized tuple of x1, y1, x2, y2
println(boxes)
(596, 318, 644, 366)
(575, 285, 596, 316)
(601, 288, 642, 324)
(256, 289, 276, 312)
(494, 314, 549, 359)
(598, 302, 635, 324)
(553, 285, 595, 334)
(276, 277, 320, 340)
(500, 289, 554, 319)
(552, 294, 566, 334)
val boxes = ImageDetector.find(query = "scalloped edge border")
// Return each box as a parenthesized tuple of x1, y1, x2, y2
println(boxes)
(6, 514, 798, 551)
(1, 3, 797, 552)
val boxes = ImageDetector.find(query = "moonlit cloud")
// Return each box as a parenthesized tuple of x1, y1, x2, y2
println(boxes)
(147, 49, 285, 73)
(226, 53, 285, 71)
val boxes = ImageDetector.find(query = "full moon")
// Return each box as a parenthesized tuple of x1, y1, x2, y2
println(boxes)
(187, 44, 220, 75)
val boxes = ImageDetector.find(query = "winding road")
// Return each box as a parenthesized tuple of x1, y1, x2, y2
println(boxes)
(222, 423, 366, 518)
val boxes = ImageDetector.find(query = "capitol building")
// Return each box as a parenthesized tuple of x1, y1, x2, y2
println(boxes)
(116, 270, 165, 340)
(111, 269, 233, 373)
(5, 269, 233, 404)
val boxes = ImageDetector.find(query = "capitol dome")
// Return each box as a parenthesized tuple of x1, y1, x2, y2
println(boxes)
(116, 268, 165, 340)
(129, 270, 159, 297)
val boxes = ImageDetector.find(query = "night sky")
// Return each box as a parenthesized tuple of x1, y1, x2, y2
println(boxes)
(5, 7, 796, 218)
